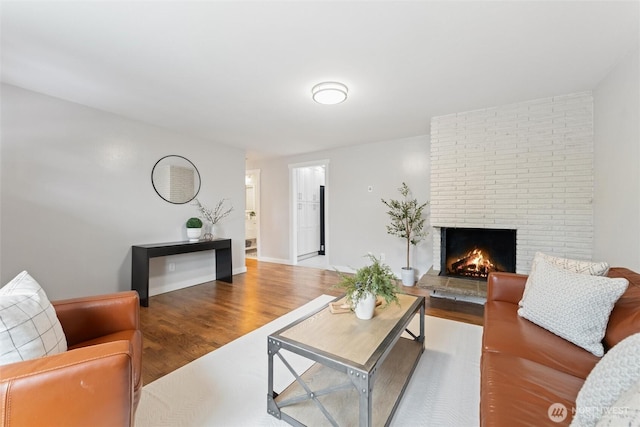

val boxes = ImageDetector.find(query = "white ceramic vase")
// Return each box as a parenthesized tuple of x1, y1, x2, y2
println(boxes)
(186, 228, 202, 242)
(354, 292, 377, 320)
(401, 267, 415, 287)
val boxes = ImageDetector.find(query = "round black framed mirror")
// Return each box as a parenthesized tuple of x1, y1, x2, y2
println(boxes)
(151, 155, 201, 204)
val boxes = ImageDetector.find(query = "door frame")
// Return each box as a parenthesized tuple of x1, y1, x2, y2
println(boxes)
(289, 159, 329, 266)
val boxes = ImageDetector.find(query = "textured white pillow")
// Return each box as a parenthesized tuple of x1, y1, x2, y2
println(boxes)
(531, 252, 610, 276)
(571, 333, 640, 427)
(595, 378, 640, 427)
(520, 252, 610, 307)
(518, 259, 628, 356)
(0, 271, 67, 365)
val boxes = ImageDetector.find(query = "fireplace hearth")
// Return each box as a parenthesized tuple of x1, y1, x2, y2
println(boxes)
(440, 227, 516, 280)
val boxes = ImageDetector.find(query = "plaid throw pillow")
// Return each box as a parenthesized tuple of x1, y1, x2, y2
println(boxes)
(0, 271, 67, 366)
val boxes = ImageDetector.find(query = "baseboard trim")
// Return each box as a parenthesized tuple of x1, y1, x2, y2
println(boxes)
(257, 257, 292, 265)
(149, 274, 216, 297)
(233, 266, 247, 275)
(331, 265, 356, 274)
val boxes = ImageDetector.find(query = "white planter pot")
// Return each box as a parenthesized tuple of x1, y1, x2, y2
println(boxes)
(186, 228, 202, 242)
(354, 292, 377, 320)
(401, 267, 416, 287)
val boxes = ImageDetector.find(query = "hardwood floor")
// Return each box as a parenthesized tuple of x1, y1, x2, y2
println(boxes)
(140, 258, 484, 385)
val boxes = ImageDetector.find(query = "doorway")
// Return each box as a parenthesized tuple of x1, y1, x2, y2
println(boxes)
(245, 170, 260, 260)
(290, 160, 329, 268)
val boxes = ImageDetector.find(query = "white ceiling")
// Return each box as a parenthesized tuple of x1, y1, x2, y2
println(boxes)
(2, 1, 639, 160)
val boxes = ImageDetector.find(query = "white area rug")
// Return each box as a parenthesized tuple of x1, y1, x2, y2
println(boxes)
(136, 295, 482, 427)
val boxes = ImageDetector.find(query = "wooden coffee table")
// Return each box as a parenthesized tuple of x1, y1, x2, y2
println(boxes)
(267, 293, 425, 427)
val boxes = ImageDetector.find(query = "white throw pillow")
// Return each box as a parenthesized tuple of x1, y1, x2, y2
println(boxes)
(571, 333, 640, 427)
(520, 252, 610, 307)
(531, 252, 610, 276)
(0, 271, 67, 365)
(595, 378, 640, 427)
(518, 259, 627, 356)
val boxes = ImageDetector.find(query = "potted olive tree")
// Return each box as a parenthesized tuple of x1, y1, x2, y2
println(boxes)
(333, 254, 400, 320)
(381, 182, 429, 286)
(186, 217, 203, 242)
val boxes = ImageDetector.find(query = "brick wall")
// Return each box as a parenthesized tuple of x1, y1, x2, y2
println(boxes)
(430, 92, 594, 274)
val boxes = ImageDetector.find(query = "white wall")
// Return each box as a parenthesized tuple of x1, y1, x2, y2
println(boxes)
(0, 84, 246, 299)
(431, 92, 595, 273)
(593, 47, 640, 271)
(247, 135, 431, 278)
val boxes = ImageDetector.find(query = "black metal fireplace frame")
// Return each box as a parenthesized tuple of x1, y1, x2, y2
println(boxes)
(440, 227, 517, 280)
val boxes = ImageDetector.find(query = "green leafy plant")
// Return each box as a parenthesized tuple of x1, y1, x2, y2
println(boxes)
(333, 254, 400, 307)
(186, 217, 203, 228)
(381, 182, 429, 269)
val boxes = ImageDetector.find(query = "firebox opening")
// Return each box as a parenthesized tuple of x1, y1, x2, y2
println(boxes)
(440, 228, 516, 281)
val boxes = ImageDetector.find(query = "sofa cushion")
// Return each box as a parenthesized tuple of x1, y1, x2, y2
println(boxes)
(481, 351, 584, 426)
(518, 259, 628, 356)
(0, 271, 68, 365)
(484, 301, 600, 379)
(571, 333, 640, 427)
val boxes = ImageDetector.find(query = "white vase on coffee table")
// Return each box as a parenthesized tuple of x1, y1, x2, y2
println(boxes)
(354, 292, 377, 320)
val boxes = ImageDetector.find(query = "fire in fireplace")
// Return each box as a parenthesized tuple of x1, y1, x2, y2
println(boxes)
(441, 227, 516, 280)
(450, 248, 496, 278)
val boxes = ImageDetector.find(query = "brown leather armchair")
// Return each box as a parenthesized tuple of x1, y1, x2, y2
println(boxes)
(0, 291, 142, 427)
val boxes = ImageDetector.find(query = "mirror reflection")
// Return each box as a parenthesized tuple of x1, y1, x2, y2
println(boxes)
(151, 155, 201, 204)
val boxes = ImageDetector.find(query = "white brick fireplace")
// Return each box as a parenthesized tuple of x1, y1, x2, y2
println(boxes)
(430, 92, 594, 274)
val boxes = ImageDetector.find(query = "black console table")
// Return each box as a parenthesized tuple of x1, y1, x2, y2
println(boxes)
(131, 239, 232, 307)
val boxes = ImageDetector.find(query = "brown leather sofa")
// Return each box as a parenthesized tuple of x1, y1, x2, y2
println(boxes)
(0, 291, 142, 427)
(481, 267, 640, 426)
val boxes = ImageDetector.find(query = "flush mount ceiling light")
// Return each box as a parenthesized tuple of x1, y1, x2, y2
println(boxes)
(312, 82, 348, 105)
